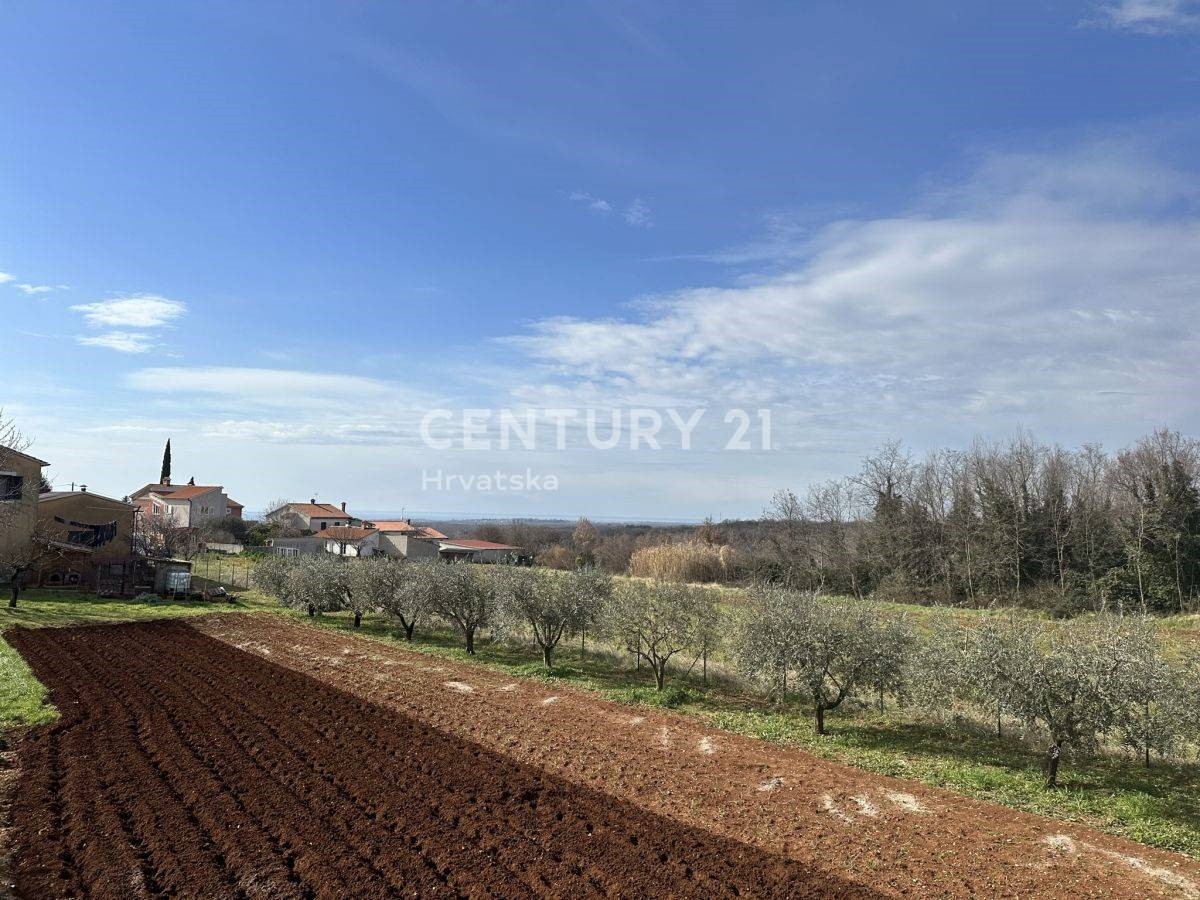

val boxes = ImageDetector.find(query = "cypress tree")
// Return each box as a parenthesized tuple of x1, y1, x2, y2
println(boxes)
(161, 439, 172, 484)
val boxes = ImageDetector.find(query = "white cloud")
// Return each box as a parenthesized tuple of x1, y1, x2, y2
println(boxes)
(77, 332, 158, 354)
(623, 197, 653, 227)
(200, 420, 418, 445)
(71, 294, 186, 328)
(1089, 0, 1200, 32)
(568, 190, 613, 213)
(15, 283, 67, 296)
(0, 272, 12, 284)
(119, 367, 439, 448)
(509, 139, 1200, 442)
(124, 366, 395, 401)
(570, 191, 652, 225)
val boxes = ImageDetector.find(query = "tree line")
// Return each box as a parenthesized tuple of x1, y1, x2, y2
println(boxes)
(459, 428, 1200, 615)
(252, 555, 1200, 786)
(762, 428, 1200, 614)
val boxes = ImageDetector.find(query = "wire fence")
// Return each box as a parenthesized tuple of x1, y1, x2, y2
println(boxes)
(193, 553, 256, 590)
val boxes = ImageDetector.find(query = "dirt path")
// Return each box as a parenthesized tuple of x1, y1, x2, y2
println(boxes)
(6, 621, 867, 899)
(192, 613, 1200, 899)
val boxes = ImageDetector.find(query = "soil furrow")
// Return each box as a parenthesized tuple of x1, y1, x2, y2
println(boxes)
(7, 621, 869, 899)
(196, 613, 1200, 900)
(73, 628, 407, 899)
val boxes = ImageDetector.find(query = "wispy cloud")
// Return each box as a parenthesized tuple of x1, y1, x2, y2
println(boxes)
(1088, 0, 1200, 33)
(623, 197, 653, 228)
(77, 332, 159, 354)
(15, 283, 67, 296)
(568, 190, 613, 213)
(509, 138, 1200, 441)
(119, 366, 439, 447)
(569, 191, 653, 227)
(70, 293, 187, 353)
(124, 366, 395, 401)
(0, 272, 12, 284)
(71, 294, 186, 328)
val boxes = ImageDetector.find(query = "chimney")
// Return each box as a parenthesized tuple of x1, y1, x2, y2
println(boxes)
(341, 501, 347, 512)
(310, 498, 317, 505)
(163, 476, 170, 486)
(80, 484, 88, 493)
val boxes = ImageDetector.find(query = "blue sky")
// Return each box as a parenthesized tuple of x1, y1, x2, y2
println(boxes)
(4, 0, 1200, 519)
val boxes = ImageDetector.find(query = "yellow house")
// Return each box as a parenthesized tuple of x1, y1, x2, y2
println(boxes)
(37, 489, 138, 592)
(0, 448, 48, 565)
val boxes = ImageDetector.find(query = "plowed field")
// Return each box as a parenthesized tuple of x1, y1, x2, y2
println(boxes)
(7, 615, 1200, 898)
(4, 621, 868, 899)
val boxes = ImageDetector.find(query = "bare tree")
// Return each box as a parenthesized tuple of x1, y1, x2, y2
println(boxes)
(133, 512, 197, 559)
(1, 523, 70, 607)
(0, 410, 33, 532)
(571, 517, 599, 567)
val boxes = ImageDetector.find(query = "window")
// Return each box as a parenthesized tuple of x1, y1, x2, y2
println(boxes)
(0, 473, 23, 502)
(319, 521, 328, 530)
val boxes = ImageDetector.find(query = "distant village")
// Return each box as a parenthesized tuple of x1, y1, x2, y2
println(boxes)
(1, 440, 530, 598)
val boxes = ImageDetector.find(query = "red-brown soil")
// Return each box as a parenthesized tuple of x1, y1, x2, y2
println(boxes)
(191, 613, 1200, 899)
(5, 621, 872, 899)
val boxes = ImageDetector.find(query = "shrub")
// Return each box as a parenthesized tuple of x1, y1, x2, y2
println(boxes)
(628, 541, 735, 583)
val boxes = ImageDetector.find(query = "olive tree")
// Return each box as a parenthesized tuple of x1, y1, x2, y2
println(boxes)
(1113, 620, 1197, 768)
(252, 555, 296, 604)
(904, 609, 972, 721)
(432, 562, 493, 654)
(985, 617, 1139, 787)
(379, 559, 434, 640)
(344, 556, 401, 628)
(961, 614, 1031, 738)
(604, 580, 717, 690)
(285, 555, 349, 617)
(732, 587, 909, 735)
(568, 567, 612, 656)
(496, 567, 611, 668)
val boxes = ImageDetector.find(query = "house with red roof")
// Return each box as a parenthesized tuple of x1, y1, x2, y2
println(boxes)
(264, 499, 355, 533)
(366, 519, 445, 561)
(130, 480, 242, 528)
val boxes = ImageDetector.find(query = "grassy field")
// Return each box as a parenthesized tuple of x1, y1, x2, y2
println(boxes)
(2, 587, 1197, 859)
(191, 551, 260, 589)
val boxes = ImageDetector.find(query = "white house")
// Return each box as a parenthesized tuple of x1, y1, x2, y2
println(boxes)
(133, 484, 235, 528)
(324, 526, 380, 557)
(370, 520, 444, 561)
(265, 500, 354, 533)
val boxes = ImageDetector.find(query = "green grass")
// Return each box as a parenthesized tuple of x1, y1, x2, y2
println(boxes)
(190, 552, 260, 589)
(2, 589, 1197, 859)
(0, 636, 55, 730)
(0, 588, 271, 629)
